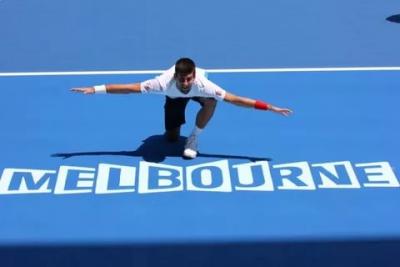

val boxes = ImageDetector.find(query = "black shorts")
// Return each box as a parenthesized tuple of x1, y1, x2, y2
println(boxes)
(164, 96, 214, 131)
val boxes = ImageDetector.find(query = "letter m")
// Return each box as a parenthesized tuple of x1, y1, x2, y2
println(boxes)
(0, 168, 56, 194)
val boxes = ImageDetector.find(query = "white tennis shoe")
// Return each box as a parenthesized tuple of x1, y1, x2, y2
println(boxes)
(183, 134, 198, 159)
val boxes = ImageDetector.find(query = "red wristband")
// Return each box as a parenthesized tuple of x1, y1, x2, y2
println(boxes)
(254, 100, 269, 110)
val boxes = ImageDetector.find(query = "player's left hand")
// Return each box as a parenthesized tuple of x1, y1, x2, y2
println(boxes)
(270, 106, 293, 116)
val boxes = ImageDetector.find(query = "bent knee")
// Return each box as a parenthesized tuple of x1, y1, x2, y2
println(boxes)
(165, 128, 180, 143)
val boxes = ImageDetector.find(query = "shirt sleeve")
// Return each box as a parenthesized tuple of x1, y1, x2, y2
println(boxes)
(198, 77, 227, 101)
(140, 66, 175, 94)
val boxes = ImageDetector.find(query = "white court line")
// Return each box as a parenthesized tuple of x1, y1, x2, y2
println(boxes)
(0, 67, 400, 77)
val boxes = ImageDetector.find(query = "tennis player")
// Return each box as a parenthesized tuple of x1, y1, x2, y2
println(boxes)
(72, 58, 293, 159)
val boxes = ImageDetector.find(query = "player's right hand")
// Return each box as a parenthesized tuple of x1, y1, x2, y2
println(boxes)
(70, 87, 95, 94)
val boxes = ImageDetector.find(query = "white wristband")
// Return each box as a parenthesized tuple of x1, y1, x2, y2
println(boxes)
(94, 85, 107, 94)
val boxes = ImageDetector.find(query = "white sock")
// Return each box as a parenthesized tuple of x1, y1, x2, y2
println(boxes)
(190, 126, 203, 137)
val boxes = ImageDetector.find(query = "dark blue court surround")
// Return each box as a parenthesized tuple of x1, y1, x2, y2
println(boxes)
(1, 0, 400, 71)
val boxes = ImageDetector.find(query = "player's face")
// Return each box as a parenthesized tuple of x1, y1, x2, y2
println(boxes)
(175, 71, 195, 92)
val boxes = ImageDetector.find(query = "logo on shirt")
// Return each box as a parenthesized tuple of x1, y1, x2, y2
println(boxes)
(144, 83, 151, 91)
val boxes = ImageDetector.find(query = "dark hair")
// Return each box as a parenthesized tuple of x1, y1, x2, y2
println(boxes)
(175, 58, 196, 76)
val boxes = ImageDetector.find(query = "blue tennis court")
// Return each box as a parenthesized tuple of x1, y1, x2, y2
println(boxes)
(1, 0, 399, 266)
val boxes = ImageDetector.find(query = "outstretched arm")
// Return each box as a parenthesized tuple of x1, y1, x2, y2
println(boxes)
(223, 92, 293, 116)
(71, 83, 142, 94)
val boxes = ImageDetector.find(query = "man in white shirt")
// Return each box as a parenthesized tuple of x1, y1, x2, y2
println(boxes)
(72, 58, 292, 159)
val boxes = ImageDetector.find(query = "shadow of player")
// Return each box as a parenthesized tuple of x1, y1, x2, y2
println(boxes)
(52, 134, 271, 163)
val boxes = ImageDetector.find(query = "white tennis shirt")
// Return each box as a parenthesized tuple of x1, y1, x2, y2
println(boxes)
(140, 66, 226, 100)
